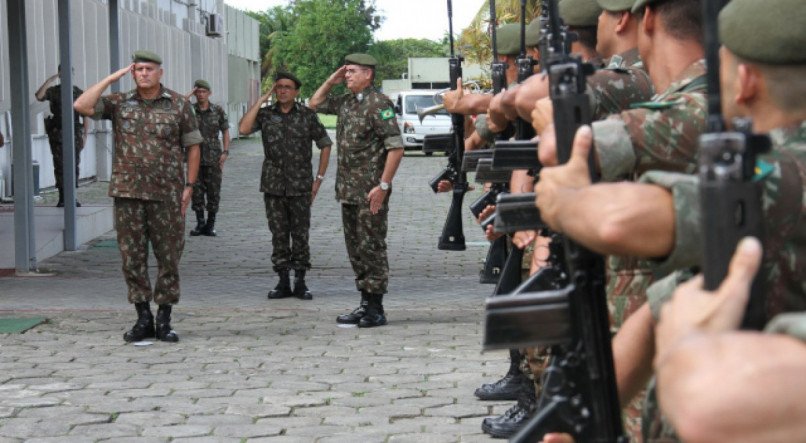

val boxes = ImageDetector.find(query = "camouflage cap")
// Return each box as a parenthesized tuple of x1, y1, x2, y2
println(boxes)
(719, 0, 806, 65)
(344, 53, 377, 67)
(596, 0, 636, 12)
(132, 50, 162, 65)
(274, 70, 302, 89)
(194, 79, 211, 91)
(496, 23, 521, 56)
(526, 18, 541, 47)
(559, 0, 603, 27)
(631, 0, 662, 13)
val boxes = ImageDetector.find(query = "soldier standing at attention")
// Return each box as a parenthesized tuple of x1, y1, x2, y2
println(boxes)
(74, 51, 202, 343)
(35, 65, 88, 207)
(238, 71, 332, 301)
(187, 79, 230, 237)
(309, 54, 404, 328)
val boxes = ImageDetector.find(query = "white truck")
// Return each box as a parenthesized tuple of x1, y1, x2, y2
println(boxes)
(389, 90, 451, 154)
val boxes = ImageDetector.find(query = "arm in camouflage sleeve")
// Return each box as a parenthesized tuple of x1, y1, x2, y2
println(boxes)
(74, 64, 134, 117)
(309, 66, 347, 112)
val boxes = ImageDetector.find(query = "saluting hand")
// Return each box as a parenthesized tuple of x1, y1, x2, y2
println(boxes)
(534, 125, 593, 232)
(328, 66, 347, 86)
(109, 63, 135, 82)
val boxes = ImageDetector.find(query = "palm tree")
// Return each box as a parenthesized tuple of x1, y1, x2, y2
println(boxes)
(458, 0, 540, 67)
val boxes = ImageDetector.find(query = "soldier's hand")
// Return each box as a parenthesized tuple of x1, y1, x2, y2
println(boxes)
(487, 94, 508, 133)
(534, 125, 593, 231)
(181, 187, 192, 217)
(441, 78, 465, 114)
(531, 97, 554, 135)
(436, 180, 453, 193)
(476, 204, 496, 224)
(537, 123, 558, 166)
(110, 63, 134, 82)
(328, 66, 347, 86)
(485, 222, 503, 242)
(540, 433, 575, 443)
(656, 237, 762, 366)
(512, 230, 537, 249)
(367, 186, 387, 215)
(219, 152, 227, 169)
(311, 179, 322, 203)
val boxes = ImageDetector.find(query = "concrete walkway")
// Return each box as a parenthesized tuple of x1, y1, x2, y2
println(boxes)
(0, 135, 513, 442)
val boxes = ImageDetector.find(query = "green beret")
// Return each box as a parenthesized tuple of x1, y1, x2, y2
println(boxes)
(496, 24, 521, 56)
(719, 0, 806, 65)
(560, 0, 603, 27)
(132, 50, 162, 65)
(274, 70, 302, 89)
(631, 0, 662, 13)
(526, 18, 541, 47)
(596, 0, 636, 12)
(194, 79, 211, 91)
(344, 53, 377, 67)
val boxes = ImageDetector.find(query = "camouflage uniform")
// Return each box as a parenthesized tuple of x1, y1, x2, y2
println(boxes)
(243, 101, 331, 272)
(317, 87, 403, 294)
(44, 84, 85, 191)
(191, 102, 228, 213)
(639, 121, 806, 442)
(91, 85, 202, 305)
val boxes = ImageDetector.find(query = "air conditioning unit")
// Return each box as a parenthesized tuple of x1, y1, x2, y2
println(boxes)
(206, 13, 223, 37)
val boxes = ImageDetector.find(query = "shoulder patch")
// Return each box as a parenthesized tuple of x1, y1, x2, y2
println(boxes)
(753, 159, 775, 182)
(380, 108, 395, 120)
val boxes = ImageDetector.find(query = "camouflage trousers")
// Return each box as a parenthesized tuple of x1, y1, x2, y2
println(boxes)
(191, 164, 223, 213)
(264, 193, 311, 272)
(46, 126, 83, 190)
(114, 197, 185, 305)
(341, 203, 389, 294)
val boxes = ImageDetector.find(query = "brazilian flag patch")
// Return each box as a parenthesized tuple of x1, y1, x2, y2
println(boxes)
(753, 159, 775, 182)
(380, 108, 395, 120)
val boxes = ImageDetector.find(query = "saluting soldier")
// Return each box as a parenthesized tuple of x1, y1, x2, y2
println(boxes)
(309, 54, 404, 328)
(74, 51, 202, 343)
(35, 65, 88, 207)
(188, 79, 230, 237)
(239, 70, 332, 301)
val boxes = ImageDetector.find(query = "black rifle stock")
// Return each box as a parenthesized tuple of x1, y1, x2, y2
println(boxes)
(698, 0, 770, 330)
(422, 133, 454, 154)
(474, 158, 512, 184)
(461, 149, 492, 172)
(493, 192, 544, 234)
(437, 0, 467, 251)
(470, 183, 507, 219)
(491, 139, 542, 172)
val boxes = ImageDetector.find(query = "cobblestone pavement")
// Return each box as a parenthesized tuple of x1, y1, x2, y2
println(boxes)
(0, 134, 516, 442)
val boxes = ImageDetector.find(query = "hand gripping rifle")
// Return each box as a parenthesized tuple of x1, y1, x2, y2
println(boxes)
(699, 0, 770, 329)
(436, 0, 468, 251)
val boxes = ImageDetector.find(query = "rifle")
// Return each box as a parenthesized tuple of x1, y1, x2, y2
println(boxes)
(474, 158, 512, 184)
(436, 0, 467, 251)
(698, 0, 770, 329)
(491, 139, 542, 172)
(461, 149, 492, 172)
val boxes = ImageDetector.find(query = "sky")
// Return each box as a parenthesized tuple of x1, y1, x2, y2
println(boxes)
(224, 0, 483, 41)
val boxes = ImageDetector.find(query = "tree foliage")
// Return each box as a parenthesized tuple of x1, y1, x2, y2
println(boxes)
(270, 0, 383, 96)
(368, 39, 448, 88)
(459, 0, 540, 66)
(245, 6, 295, 81)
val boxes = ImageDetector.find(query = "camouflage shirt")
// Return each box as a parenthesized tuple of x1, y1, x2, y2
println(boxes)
(92, 85, 203, 202)
(593, 59, 708, 181)
(317, 87, 403, 204)
(193, 102, 229, 166)
(45, 84, 84, 129)
(246, 101, 332, 196)
(588, 48, 654, 121)
(643, 121, 806, 320)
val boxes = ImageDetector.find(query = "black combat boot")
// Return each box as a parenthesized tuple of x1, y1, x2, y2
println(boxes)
(481, 381, 537, 438)
(358, 293, 387, 328)
(189, 210, 205, 236)
(268, 269, 293, 299)
(292, 269, 313, 300)
(474, 349, 529, 401)
(202, 211, 217, 236)
(155, 304, 179, 342)
(336, 291, 369, 324)
(123, 302, 155, 342)
(56, 188, 65, 207)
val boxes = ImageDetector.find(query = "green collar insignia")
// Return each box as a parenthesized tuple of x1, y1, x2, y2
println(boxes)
(380, 108, 395, 120)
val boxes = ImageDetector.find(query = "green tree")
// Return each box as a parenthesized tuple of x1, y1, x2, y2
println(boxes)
(271, 0, 383, 97)
(245, 6, 296, 83)
(368, 39, 448, 87)
(459, 0, 540, 66)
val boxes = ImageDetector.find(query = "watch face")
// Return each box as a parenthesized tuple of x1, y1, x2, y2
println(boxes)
(380, 182, 389, 191)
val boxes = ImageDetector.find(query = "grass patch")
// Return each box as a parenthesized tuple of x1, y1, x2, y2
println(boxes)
(317, 114, 337, 129)
(351, 391, 367, 397)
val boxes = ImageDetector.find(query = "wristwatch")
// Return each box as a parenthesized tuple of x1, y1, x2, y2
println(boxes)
(379, 181, 391, 191)
(316, 174, 325, 181)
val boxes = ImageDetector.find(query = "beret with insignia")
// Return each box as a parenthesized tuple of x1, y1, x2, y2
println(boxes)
(496, 24, 522, 56)
(132, 50, 162, 65)
(274, 70, 302, 89)
(597, 0, 636, 12)
(526, 18, 541, 47)
(631, 0, 663, 14)
(719, 0, 806, 65)
(344, 53, 378, 68)
(194, 79, 211, 91)
(560, 0, 603, 27)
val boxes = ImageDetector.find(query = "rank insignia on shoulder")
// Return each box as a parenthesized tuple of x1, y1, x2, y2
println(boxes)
(753, 159, 775, 182)
(380, 108, 395, 120)
(629, 99, 681, 110)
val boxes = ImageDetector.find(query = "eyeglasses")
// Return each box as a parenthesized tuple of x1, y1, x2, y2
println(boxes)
(345, 68, 369, 75)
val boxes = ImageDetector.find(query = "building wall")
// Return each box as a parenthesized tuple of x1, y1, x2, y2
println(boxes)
(0, 0, 259, 198)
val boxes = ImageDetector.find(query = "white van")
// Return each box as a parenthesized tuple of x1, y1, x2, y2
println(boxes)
(390, 90, 452, 152)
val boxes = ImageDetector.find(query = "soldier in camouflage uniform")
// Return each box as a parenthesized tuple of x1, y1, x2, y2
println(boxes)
(187, 79, 230, 237)
(74, 51, 202, 343)
(310, 53, 404, 328)
(239, 70, 332, 301)
(35, 65, 87, 207)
